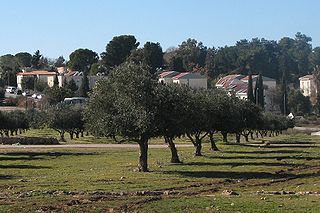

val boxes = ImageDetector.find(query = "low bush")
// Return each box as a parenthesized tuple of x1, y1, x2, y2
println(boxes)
(0, 137, 59, 145)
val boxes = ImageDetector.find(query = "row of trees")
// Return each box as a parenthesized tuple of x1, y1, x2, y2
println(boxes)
(0, 60, 294, 172)
(0, 105, 85, 141)
(2, 32, 318, 87)
(0, 110, 29, 137)
(84, 62, 294, 172)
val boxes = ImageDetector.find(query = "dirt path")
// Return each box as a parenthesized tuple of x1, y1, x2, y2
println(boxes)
(0, 144, 193, 149)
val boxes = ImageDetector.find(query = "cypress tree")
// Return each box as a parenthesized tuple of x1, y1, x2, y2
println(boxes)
(257, 73, 264, 109)
(254, 73, 264, 109)
(79, 73, 90, 97)
(280, 70, 288, 115)
(247, 70, 255, 103)
(53, 74, 59, 87)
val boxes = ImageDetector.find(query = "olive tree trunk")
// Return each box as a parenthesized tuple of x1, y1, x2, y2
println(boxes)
(164, 136, 181, 163)
(236, 133, 241, 143)
(138, 137, 149, 172)
(209, 132, 219, 151)
(221, 131, 228, 143)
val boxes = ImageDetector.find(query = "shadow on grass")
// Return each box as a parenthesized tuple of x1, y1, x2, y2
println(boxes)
(0, 151, 99, 158)
(253, 145, 317, 148)
(184, 161, 305, 168)
(205, 155, 320, 161)
(0, 174, 16, 180)
(0, 165, 51, 169)
(0, 157, 43, 161)
(163, 170, 320, 179)
(222, 150, 307, 154)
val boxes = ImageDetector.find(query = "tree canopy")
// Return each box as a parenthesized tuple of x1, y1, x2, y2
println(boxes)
(101, 35, 139, 69)
(68, 48, 99, 73)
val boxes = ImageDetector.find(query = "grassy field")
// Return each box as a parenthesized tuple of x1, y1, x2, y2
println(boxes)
(0, 132, 319, 212)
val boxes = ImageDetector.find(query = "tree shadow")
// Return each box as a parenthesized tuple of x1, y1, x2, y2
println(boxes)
(0, 156, 43, 161)
(205, 155, 320, 161)
(183, 161, 305, 168)
(163, 170, 320, 180)
(222, 150, 307, 154)
(0, 151, 99, 159)
(240, 144, 318, 148)
(0, 165, 51, 169)
(0, 174, 16, 180)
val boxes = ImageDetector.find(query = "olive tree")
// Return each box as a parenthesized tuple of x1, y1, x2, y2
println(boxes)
(154, 83, 191, 163)
(46, 105, 81, 141)
(85, 62, 158, 172)
(184, 89, 211, 156)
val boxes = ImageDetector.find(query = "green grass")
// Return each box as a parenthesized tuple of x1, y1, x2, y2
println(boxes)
(0, 133, 320, 212)
(15, 128, 195, 144)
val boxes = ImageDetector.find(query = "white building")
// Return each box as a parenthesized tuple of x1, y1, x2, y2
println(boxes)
(16, 70, 57, 89)
(58, 71, 105, 89)
(215, 74, 277, 111)
(171, 72, 207, 89)
(158, 71, 180, 84)
(299, 75, 317, 97)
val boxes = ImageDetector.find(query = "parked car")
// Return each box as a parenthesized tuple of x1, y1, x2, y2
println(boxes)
(5, 86, 16, 93)
(63, 97, 88, 105)
(22, 90, 31, 96)
(37, 94, 45, 99)
(15, 89, 22, 95)
(31, 93, 38, 99)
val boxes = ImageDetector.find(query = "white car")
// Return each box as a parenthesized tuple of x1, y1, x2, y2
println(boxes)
(5, 86, 16, 93)
(31, 93, 38, 99)
(37, 94, 45, 99)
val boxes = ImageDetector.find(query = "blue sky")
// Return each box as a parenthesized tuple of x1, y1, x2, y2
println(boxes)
(0, 0, 319, 59)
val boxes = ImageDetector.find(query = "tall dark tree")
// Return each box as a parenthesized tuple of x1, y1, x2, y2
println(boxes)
(280, 70, 289, 115)
(310, 47, 320, 68)
(15, 52, 32, 68)
(79, 73, 90, 97)
(169, 56, 184, 72)
(54, 56, 66, 67)
(31, 50, 42, 69)
(247, 70, 255, 103)
(213, 46, 239, 76)
(255, 73, 264, 109)
(101, 35, 139, 68)
(142, 42, 163, 73)
(0, 54, 18, 86)
(293, 32, 312, 76)
(205, 47, 216, 78)
(68, 49, 98, 73)
(53, 74, 59, 86)
(175, 38, 207, 71)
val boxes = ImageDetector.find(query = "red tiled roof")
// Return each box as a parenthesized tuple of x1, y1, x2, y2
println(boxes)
(16, 70, 56, 76)
(299, 75, 314, 80)
(216, 75, 244, 85)
(172, 72, 189, 79)
(241, 75, 258, 81)
(159, 71, 178, 78)
(65, 71, 77, 76)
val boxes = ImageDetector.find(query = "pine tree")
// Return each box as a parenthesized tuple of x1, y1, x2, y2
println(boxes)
(247, 70, 255, 102)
